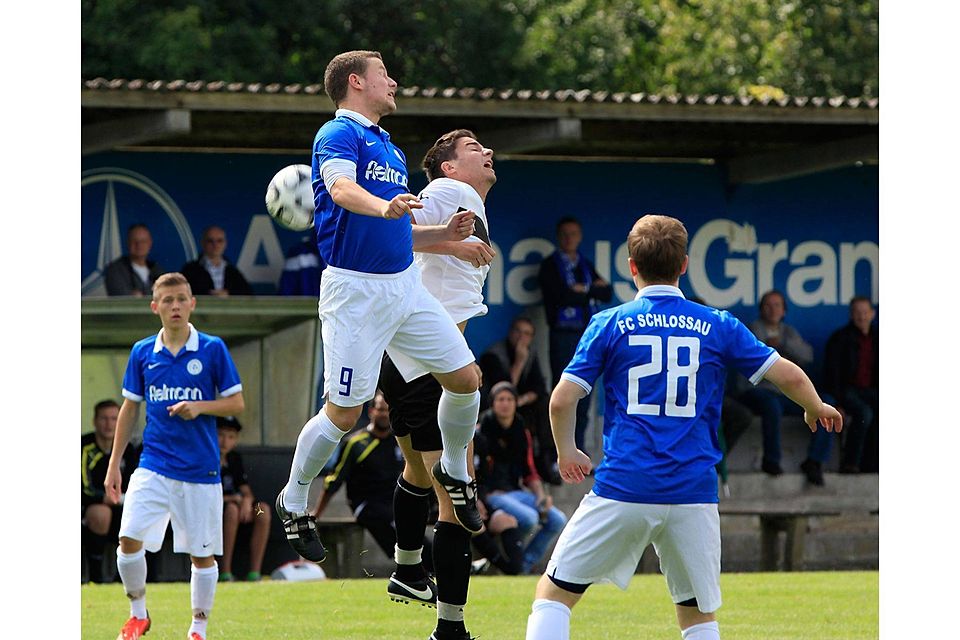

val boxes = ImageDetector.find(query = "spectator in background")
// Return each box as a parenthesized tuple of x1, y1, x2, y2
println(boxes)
(469, 426, 526, 576)
(181, 226, 253, 296)
(217, 416, 270, 582)
(278, 237, 324, 296)
(479, 316, 559, 484)
(538, 217, 613, 454)
(313, 392, 434, 571)
(104, 223, 165, 296)
(479, 382, 567, 574)
(82, 399, 140, 583)
(824, 296, 879, 474)
(738, 290, 834, 484)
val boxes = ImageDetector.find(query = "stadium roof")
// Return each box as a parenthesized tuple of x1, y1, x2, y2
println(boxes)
(82, 78, 878, 184)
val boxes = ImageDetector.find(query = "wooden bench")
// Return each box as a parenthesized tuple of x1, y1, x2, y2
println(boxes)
(315, 516, 367, 579)
(720, 503, 848, 571)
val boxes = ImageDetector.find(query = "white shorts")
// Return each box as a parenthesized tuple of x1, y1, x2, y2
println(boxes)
(119, 468, 223, 557)
(318, 263, 475, 406)
(546, 492, 722, 613)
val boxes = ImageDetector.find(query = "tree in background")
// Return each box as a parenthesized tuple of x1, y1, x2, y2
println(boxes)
(82, 0, 877, 97)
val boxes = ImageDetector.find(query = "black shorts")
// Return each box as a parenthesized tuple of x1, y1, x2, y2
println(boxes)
(379, 353, 443, 452)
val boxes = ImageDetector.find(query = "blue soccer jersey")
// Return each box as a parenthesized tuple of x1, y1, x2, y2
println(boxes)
(562, 285, 778, 504)
(121, 324, 243, 484)
(311, 109, 413, 274)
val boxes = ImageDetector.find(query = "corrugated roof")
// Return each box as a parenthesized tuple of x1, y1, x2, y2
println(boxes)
(82, 78, 878, 110)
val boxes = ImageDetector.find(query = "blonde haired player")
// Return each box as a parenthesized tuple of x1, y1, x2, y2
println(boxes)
(525, 215, 842, 640)
(105, 272, 245, 640)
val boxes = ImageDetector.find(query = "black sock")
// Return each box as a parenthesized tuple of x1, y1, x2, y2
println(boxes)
(433, 521, 472, 608)
(82, 526, 108, 583)
(394, 477, 432, 580)
(436, 618, 467, 636)
(499, 526, 525, 575)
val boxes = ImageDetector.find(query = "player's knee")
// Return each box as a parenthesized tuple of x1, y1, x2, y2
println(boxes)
(85, 504, 112, 535)
(323, 402, 363, 431)
(442, 364, 481, 394)
(118, 537, 143, 554)
(223, 501, 239, 522)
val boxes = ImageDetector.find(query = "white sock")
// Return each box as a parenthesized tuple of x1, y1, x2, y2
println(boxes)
(681, 621, 720, 640)
(116, 548, 148, 619)
(394, 545, 422, 566)
(189, 563, 219, 639)
(283, 410, 347, 511)
(438, 389, 480, 481)
(526, 598, 571, 640)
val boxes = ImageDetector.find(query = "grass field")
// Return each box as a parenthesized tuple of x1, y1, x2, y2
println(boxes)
(81, 571, 878, 639)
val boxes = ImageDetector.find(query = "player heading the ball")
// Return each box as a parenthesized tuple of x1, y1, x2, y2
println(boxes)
(275, 50, 486, 565)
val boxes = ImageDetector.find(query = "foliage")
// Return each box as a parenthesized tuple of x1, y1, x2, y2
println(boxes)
(81, 0, 878, 96)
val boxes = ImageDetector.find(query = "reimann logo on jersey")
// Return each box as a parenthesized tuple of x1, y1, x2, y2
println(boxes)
(149, 384, 204, 402)
(364, 160, 407, 188)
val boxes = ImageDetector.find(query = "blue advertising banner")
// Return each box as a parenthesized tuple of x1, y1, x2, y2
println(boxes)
(81, 152, 878, 381)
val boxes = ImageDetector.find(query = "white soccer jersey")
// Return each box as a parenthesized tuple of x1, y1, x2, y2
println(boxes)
(413, 177, 490, 325)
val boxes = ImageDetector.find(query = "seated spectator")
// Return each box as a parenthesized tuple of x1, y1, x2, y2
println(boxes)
(737, 290, 835, 484)
(468, 428, 525, 575)
(479, 382, 567, 574)
(824, 296, 879, 473)
(314, 392, 433, 571)
(104, 223, 165, 296)
(478, 316, 559, 484)
(538, 216, 613, 454)
(278, 237, 324, 296)
(181, 226, 253, 296)
(217, 416, 270, 582)
(82, 399, 140, 583)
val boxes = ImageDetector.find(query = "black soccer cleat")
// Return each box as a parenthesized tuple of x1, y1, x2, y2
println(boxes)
(428, 629, 478, 640)
(275, 489, 326, 563)
(431, 462, 484, 534)
(387, 573, 438, 607)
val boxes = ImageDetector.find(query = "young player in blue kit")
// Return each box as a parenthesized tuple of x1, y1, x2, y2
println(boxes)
(105, 272, 245, 640)
(524, 215, 843, 640)
(275, 51, 486, 563)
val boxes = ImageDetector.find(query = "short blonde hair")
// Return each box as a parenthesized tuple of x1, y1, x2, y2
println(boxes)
(152, 272, 192, 299)
(627, 215, 688, 283)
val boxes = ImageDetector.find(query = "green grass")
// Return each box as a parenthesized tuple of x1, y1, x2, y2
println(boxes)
(81, 571, 878, 639)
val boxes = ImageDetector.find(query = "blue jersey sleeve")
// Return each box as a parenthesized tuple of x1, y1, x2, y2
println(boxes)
(211, 338, 243, 396)
(719, 311, 779, 384)
(315, 121, 361, 172)
(121, 343, 145, 402)
(561, 311, 613, 393)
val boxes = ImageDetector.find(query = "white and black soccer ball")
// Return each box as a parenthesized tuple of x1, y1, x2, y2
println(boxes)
(265, 164, 315, 231)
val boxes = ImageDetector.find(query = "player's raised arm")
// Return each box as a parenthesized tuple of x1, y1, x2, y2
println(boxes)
(763, 358, 843, 433)
(104, 398, 140, 505)
(328, 177, 422, 219)
(549, 379, 594, 483)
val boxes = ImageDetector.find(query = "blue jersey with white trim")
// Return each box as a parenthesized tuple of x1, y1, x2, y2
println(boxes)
(121, 326, 243, 484)
(311, 113, 413, 273)
(563, 285, 777, 504)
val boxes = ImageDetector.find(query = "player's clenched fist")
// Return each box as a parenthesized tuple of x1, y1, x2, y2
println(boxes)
(446, 210, 476, 240)
(451, 242, 496, 268)
(381, 193, 423, 219)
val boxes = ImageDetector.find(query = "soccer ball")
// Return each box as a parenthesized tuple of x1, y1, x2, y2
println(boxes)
(265, 164, 315, 231)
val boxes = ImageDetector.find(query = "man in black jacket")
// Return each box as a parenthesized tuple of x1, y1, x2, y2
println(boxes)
(538, 217, 612, 453)
(103, 224, 166, 296)
(823, 296, 879, 473)
(181, 226, 253, 296)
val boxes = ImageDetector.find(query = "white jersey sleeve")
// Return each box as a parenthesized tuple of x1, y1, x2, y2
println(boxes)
(413, 178, 490, 325)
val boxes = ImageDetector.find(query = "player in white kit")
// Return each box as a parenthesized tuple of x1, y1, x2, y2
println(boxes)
(275, 51, 486, 564)
(524, 215, 843, 640)
(380, 129, 497, 640)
